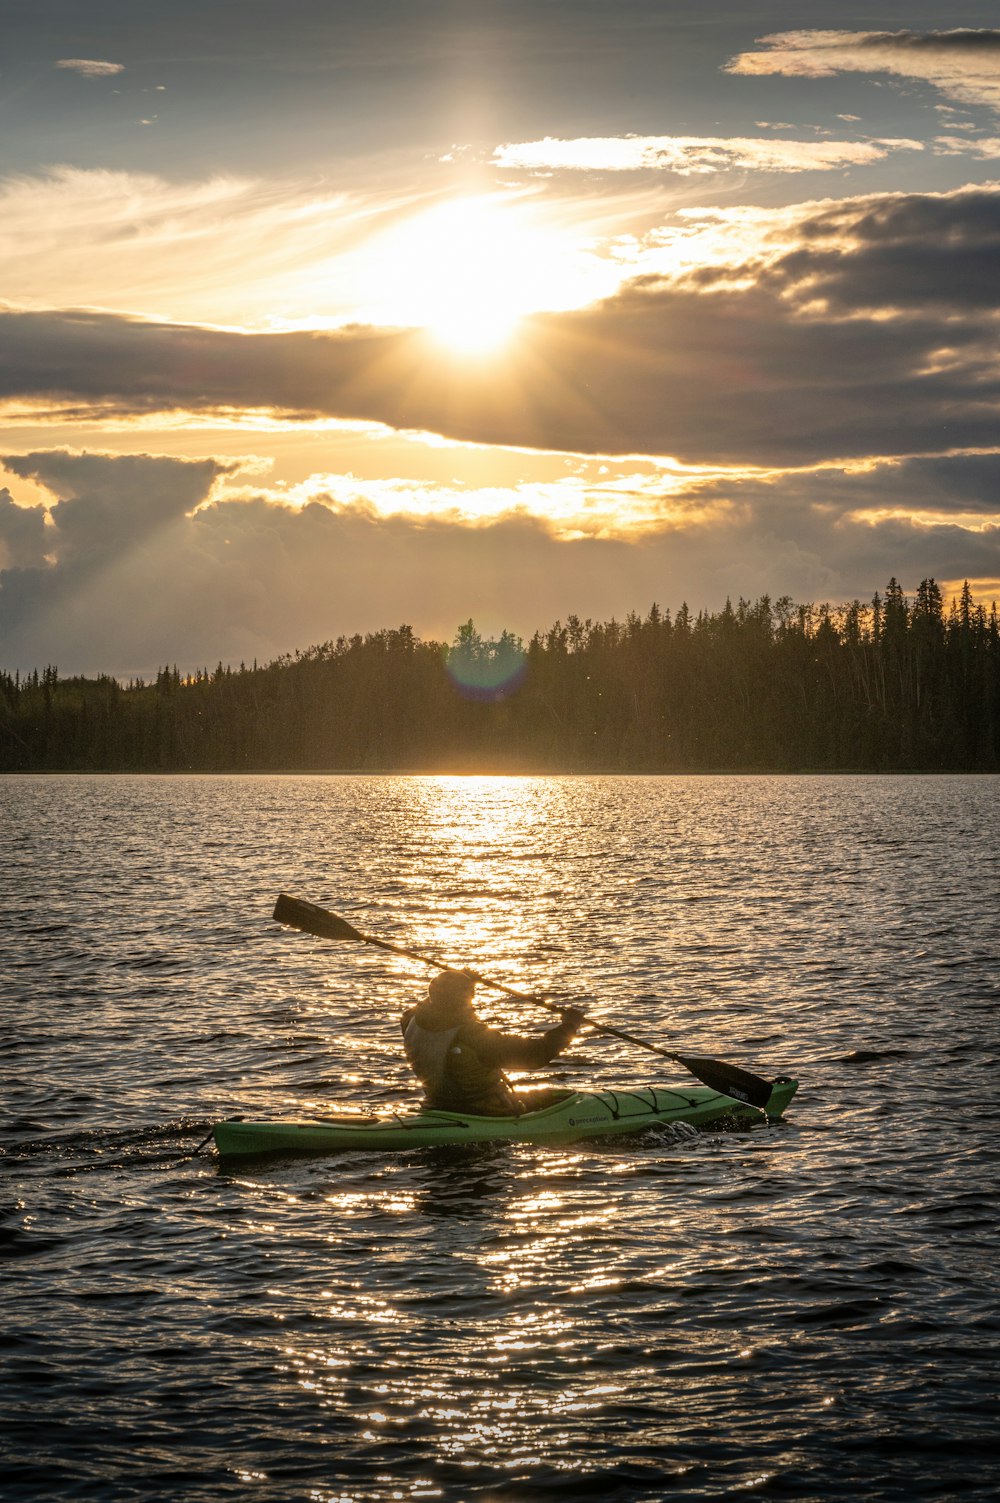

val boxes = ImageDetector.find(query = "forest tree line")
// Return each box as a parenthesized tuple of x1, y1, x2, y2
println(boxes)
(2, 578, 999, 772)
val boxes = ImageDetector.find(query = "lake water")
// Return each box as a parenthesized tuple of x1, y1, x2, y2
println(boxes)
(2, 774, 999, 1502)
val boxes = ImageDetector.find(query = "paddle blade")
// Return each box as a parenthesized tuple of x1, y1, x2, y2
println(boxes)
(674, 1054, 775, 1110)
(272, 894, 365, 943)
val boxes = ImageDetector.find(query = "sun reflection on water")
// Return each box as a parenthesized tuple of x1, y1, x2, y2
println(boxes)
(369, 777, 582, 1010)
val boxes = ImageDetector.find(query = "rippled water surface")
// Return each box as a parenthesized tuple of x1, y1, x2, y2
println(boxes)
(3, 774, 999, 1502)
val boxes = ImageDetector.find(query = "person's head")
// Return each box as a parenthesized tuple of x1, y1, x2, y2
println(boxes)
(427, 969, 476, 1013)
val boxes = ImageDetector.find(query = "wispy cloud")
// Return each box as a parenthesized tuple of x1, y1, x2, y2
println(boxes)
(727, 29, 1000, 115)
(55, 58, 124, 77)
(493, 134, 921, 176)
(933, 135, 1000, 158)
(0, 167, 375, 328)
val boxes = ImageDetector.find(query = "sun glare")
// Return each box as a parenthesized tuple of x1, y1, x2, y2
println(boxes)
(361, 196, 600, 355)
(398, 199, 537, 353)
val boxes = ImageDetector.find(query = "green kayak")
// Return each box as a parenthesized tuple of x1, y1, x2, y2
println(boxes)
(213, 1078, 797, 1158)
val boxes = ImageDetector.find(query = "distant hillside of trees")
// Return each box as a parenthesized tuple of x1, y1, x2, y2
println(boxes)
(2, 579, 998, 772)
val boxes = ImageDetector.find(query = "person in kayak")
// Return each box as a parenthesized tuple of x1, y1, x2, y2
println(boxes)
(401, 969, 586, 1115)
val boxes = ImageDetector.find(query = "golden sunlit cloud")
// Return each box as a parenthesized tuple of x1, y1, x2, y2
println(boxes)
(848, 507, 1000, 531)
(219, 463, 748, 539)
(726, 29, 1000, 115)
(492, 133, 922, 175)
(0, 400, 401, 441)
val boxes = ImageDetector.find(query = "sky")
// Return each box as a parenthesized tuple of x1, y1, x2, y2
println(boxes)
(1, 0, 999, 676)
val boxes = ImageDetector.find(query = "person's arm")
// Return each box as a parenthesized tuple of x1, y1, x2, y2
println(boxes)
(457, 1009, 585, 1069)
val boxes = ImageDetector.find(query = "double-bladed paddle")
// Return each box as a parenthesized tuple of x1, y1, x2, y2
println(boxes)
(272, 893, 777, 1110)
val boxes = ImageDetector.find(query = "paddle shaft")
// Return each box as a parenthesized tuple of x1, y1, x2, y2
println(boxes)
(271, 894, 765, 1084)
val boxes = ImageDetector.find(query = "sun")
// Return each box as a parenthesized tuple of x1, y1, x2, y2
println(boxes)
(365, 195, 591, 355)
(396, 198, 538, 353)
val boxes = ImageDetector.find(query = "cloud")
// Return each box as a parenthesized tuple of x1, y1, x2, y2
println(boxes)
(716, 454, 1000, 533)
(741, 187, 1000, 314)
(727, 29, 1000, 115)
(934, 135, 1000, 158)
(0, 167, 369, 329)
(2, 182, 999, 469)
(2, 449, 998, 678)
(0, 451, 233, 565)
(55, 58, 124, 77)
(492, 134, 921, 176)
(0, 488, 49, 570)
(231, 464, 738, 539)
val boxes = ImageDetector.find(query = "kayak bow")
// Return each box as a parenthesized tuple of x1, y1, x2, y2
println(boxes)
(213, 1078, 797, 1158)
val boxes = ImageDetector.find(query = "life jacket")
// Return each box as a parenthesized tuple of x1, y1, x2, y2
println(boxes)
(402, 1017, 461, 1100)
(401, 1012, 520, 1114)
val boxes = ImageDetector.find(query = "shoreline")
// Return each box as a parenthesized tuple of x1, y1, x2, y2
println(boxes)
(2, 767, 996, 778)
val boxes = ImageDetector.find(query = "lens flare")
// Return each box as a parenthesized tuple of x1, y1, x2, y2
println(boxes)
(445, 624, 527, 702)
